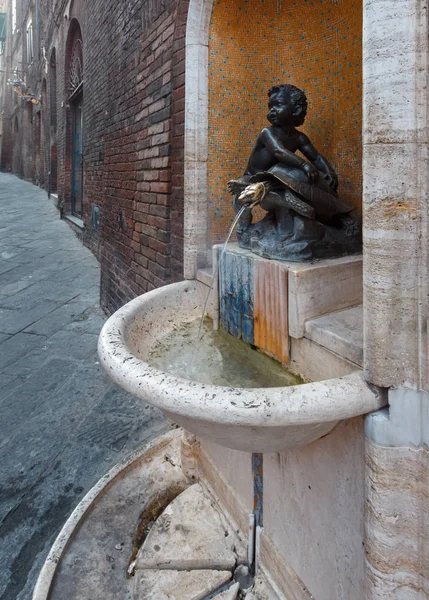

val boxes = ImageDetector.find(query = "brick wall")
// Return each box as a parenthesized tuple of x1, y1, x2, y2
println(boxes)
(1, 0, 190, 314)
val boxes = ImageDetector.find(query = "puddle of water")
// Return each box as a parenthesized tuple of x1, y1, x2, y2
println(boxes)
(147, 319, 303, 388)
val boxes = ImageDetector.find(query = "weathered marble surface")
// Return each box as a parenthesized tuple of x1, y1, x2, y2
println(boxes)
(216, 244, 362, 355)
(288, 255, 362, 338)
(363, 0, 429, 390)
(184, 0, 214, 277)
(365, 439, 429, 599)
(363, 0, 428, 144)
(290, 336, 359, 382)
(134, 569, 232, 600)
(135, 484, 239, 570)
(305, 305, 363, 366)
(365, 388, 429, 447)
(213, 582, 239, 599)
(202, 418, 367, 600)
(363, 143, 428, 389)
(363, 2, 429, 595)
(99, 279, 384, 453)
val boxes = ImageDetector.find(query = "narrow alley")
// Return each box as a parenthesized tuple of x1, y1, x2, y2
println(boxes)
(0, 174, 166, 600)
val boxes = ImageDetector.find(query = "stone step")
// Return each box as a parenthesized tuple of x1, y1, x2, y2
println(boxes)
(135, 483, 242, 571)
(304, 305, 363, 366)
(133, 569, 232, 600)
(133, 483, 279, 600)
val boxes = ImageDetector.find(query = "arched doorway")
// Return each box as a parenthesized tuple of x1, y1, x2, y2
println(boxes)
(49, 48, 57, 194)
(12, 115, 21, 174)
(35, 109, 42, 185)
(23, 102, 33, 180)
(40, 79, 47, 188)
(65, 20, 84, 218)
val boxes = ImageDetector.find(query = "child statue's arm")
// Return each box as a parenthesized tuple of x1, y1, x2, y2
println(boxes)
(298, 133, 338, 191)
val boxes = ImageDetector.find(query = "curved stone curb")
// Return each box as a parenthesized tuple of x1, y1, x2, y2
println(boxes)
(32, 429, 181, 600)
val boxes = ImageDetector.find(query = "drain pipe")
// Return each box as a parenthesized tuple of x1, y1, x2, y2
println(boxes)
(212, 244, 220, 330)
(247, 513, 255, 567)
(248, 452, 263, 575)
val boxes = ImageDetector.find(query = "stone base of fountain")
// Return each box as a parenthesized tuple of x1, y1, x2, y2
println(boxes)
(215, 243, 362, 365)
(33, 429, 282, 600)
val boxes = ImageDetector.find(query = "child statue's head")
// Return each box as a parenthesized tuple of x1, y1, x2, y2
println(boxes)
(267, 84, 308, 127)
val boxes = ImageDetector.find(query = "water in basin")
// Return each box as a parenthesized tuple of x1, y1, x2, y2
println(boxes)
(147, 319, 303, 388)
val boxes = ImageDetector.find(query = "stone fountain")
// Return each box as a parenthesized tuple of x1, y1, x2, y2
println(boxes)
(98, 85, 386, 598)
(98, 279, 382, 453)
(99, 84, 383, 455)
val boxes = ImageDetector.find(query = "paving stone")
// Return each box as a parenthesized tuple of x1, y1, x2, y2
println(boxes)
(0, 301, 59, 334)
(1, 346, 58, 377)
(133, 569, 232, 600)
(0, 173, 167, 600)
(136, 483, 237, 571)
(47, 330, 99, 361)
(0, 248, 28, 261)
(63, 307, 107, 335)
(213, 581, 240, 599)
(0, 332, 48, 370)
(0, 257, 26, 276)
(0, 278, 35, 299)
(23, 299, 93, 336)
(0, 278, 84, 308)
(0, 263, 38, 287)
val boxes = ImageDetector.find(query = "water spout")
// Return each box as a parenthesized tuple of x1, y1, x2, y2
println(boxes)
(198, 200, 259, 340)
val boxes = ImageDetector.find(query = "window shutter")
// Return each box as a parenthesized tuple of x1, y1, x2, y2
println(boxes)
(0, 13, 7, 42)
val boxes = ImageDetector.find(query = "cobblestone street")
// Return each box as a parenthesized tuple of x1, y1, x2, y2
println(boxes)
(0, 174, 167, 600)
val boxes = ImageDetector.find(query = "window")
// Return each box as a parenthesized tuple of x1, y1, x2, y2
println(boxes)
(12, 0, 16, 33)
(26, 20, 34, 63)
(69, 36, 83, 97)
(0, 13, 6, 55)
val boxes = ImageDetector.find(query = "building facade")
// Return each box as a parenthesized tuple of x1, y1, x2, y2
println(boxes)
(0, 0, 189, 313)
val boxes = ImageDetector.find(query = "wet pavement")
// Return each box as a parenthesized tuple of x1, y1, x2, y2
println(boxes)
(0, 174, 167, 600)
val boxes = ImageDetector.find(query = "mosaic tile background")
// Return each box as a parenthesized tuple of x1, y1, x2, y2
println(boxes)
(207, 0, 362, 245)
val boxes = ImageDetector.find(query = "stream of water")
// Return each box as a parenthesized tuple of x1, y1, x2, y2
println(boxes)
(197, 202, 258, 340)
(147, 200, 303, 388)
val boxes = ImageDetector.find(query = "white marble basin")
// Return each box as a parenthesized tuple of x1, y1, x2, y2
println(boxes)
(98, 280, 385, 453)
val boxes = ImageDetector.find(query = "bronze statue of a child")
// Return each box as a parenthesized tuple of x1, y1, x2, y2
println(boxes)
(245, 84, 337, 189)
(229, 84, 360, 260)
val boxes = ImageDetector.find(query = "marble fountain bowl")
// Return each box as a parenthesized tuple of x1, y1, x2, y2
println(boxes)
(98, 280, 385, 453)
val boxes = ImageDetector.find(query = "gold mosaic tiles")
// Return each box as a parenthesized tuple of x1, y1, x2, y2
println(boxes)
(207, 0, 363, 245)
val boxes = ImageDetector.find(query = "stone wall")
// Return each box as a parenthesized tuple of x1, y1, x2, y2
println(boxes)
(201, 417, 367, 600)
(0, 0, 189, 313)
